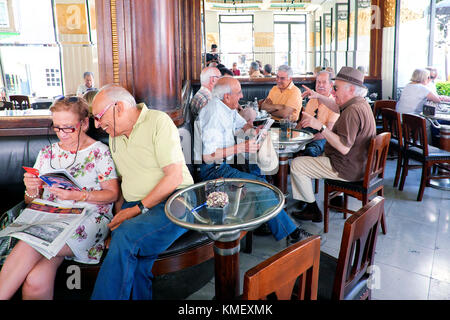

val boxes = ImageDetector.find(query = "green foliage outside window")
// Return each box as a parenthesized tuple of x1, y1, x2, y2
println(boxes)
(436, 82, 450, 96)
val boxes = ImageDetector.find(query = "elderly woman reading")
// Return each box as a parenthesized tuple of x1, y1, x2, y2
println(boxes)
(0, 97, 119, 300)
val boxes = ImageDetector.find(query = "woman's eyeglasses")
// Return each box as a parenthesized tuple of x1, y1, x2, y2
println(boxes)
(51, 122, 81, 133)
(55, 95, 80, 103)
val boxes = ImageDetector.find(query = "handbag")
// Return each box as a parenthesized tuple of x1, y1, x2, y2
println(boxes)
(0, 201, 26, 266)
(257, 133, 279, 175)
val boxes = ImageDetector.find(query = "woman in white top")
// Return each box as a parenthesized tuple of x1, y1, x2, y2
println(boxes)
(396, 68, 442, 115)
(0, 96, 119, 300)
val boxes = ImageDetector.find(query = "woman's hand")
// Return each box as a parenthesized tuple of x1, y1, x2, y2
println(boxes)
(48, 187, 85, 202)
(24, 172, 43, 191)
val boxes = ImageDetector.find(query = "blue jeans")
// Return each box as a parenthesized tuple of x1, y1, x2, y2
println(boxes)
(91, 199, 188, 300)
(303, 139, 326, 157)
(199, 163, 296, 241)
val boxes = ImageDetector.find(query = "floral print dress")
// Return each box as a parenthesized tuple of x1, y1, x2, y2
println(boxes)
(33, 141, 117, 264)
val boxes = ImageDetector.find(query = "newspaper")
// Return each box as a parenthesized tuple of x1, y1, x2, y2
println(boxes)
(0, 199, 86, 260)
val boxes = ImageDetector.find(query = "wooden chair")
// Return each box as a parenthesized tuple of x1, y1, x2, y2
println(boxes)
(323, 132, 390, 234)
(318, 196, 384, 300)
(381, 108, 403, 187)
(242, 235, 321, 300)
(399, 113, 450, 201)
(0, 101, 13, 110)
(9, 95, 31, 110)
(373, 100, 396, 134)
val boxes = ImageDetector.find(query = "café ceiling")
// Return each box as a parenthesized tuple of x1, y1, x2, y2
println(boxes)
(204, 0, 326, 12)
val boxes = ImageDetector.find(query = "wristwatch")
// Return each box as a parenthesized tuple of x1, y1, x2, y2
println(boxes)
(137, 201, 150, 214)
(319, 124, 326, 133)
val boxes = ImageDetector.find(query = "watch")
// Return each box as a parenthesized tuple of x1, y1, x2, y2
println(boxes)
(319, 124, 326, 133)
(137, 201, 150, 214)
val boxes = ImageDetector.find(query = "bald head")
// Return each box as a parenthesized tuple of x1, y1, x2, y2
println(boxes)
(92, 84, 139, 138)
(212, 77, 242, 110)
(93, 84, 136, 110)
(200, 67, 221, 90)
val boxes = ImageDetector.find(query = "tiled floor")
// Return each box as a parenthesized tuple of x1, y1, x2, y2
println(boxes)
(187, 159, 450, 300)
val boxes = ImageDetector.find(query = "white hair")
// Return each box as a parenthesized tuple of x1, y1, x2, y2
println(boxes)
(212, 82, 232, 100)
(343, 83, 368, 97)
(277, 65, 293, 77)
(348, 83, 368, 98)
(99, 84, 137, 107)
(200, 68, 219, 86)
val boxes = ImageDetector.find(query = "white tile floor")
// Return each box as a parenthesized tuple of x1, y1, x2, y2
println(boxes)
(187, 159, 450, 300)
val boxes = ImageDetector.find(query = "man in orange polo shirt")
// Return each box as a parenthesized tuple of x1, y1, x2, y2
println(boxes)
(261, 65, 302, 121)
(298, 70, 339, 157)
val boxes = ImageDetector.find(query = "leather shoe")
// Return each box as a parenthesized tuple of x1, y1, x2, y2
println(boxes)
(291, 202, 323, 222)
(253, 222, 272, 236)
(286, 227, 314, 246)
(292, 200, 308, 212)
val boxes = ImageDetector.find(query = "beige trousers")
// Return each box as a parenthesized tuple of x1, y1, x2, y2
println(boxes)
(290, 156, 347, 203)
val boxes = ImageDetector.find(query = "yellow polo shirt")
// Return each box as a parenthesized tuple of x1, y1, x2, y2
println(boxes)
(304, 95, 339, 126)
(110, 103, 193, 202)
(267, 82, 303, 121)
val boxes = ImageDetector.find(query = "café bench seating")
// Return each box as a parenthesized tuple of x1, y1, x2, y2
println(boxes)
(0, 116, 215, 300)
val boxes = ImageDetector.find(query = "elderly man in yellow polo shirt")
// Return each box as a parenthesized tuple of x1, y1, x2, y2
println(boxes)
(90, 84, 194, 300)
(261, 65, 303, 121)
(297, 70, 339, 157)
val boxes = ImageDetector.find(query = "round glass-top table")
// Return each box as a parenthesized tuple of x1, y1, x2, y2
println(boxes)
(270, 127, 314, 195)
(165, 178, 285, 300)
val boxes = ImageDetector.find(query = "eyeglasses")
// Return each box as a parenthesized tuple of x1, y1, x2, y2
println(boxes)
(51, 121, 81, 133)
(94, 102, 116, 122)
(276, 76, 288, 81)
(55, 95, 80, 103)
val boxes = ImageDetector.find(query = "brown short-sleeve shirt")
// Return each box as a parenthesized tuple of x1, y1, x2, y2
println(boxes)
(324, 96, 376, 181)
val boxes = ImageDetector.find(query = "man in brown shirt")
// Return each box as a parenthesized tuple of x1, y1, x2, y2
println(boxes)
(289, 67, 376, 222)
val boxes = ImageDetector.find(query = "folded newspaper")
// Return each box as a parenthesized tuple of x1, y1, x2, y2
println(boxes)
(0, 199, 86, 260)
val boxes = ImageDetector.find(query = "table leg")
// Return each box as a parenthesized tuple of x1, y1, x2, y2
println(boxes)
(275, 154, 289, 194)
(213, 238, 241, 300)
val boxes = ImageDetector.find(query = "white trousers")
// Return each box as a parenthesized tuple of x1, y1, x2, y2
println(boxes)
(290, 156, 347, 203)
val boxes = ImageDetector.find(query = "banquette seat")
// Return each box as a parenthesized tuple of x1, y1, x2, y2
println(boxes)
(1, 116, 215, 300)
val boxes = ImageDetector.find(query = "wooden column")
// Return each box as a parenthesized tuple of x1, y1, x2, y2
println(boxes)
(95, 0, 202, 124)
(370, 0, 385, 79)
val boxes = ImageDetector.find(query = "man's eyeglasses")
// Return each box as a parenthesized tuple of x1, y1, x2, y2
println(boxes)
(94, 102, 116, 122)
(51, 122, 81, 133)
(276, 76, 288, 81)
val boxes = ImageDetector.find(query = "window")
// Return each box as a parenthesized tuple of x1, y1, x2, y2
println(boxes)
(274, 14, 307, 75)
(219, 14, 254, 74)
(0, 0, 10, 28)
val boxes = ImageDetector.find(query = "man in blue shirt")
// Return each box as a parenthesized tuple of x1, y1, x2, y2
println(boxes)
(195, 77, 312, 245)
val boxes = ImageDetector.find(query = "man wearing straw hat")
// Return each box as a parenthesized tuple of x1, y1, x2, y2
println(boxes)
(289, 67, 376, 222)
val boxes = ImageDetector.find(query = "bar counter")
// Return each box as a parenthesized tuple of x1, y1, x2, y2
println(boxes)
(0, 110, 52, 137)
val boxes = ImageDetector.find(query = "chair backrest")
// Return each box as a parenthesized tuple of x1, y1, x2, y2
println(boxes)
(401, 113, 429, 156)
(362, 132, 391, 188)
(243, 235, 321, 300)
(373, 100, 396, 123)
(9, 95, 31, 110)
(0, 101, 13, 110)
(333, 196, 384, 300)
(381, 108, 402, 146)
